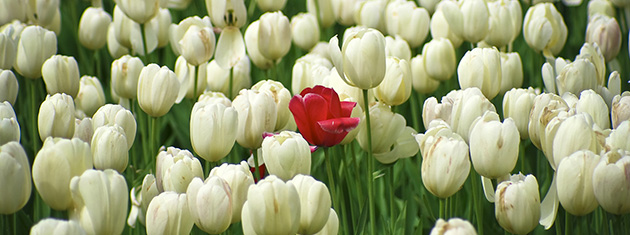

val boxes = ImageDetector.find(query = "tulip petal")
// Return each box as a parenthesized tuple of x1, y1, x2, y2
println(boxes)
(482, 176, 495, 203)
(340, 101, 357, 117)
(328, 35, 346, 82)
(539, 173, 559, 230)
(317, 117, 360, 134)
(215, 27, 246, 69)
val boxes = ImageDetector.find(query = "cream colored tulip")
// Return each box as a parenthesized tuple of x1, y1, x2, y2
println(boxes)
(469, 111, 520, 179)
(115, 0, 159, 24)
(422, 38, 456, 81)
(495, 173, 540, 235)
(190, 97, 238, 162)
(410, 55, 439, 94)
(232, 89, 278, 149)
(206, 57, 251, 99)
(556, 150, 600, 215)
(499, 52, 523, 94)
(244, 20, 274, 70)
(329, 26, 386, 90)
(206, 0, 247, 28)
(522, 3, 567, 56)
(145, 192, 194, 235)
(289, 174, 331, 235)
(137, 64, 180, 117)
(430, 218, 477, 235)
(385, 35, 411, 62)
(208, 161, 254, 223)
(186, 176, 232, 234)
(179, 25, 215, 66)
(457, 47, 502, 100)
(75, 76, 105, 117)
(155, 146, 204, 193)
(169, 16, 213, 56)
(78, 7, 112, 50)
(291, 13, 319, 51)
(374, 57, 412, 106)
(612, 92, 630, 128)
(291, 54, 333, 95)
(592, 149, 630, 214)
(38, 93, 75, 141)
(0, 101, 19, 145)
(14, 25, 57, 79)
(92, 104, 136, 149)
(0, 142, 30, 214)
(174, 56, 207, 101)
(91, 124, 128, 173)
(30, 218, 86, 235)
(242, 175, 301, 235)
(0, 70, 17, 105)
(258, 11, 291, 61)
(385, 0, 430, 48)
(261, 131, 311, 181)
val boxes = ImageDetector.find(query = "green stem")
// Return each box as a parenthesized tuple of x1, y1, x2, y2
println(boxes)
(362, 89, 376, 234)
(150, 116, 159, 168)
(324, 147, 341, 226)
(439, 198, 446, 219)
(193, 65, 199, 101)
(228, 66, 234, 99)
(471, 171, 484, 235)
(253, 149, 261, 181)
(350, 143, 363, 206)
(389, 166, 395, 231)
(565, 210, 571, 235)
(29, 79, 40, 158)
(139, 23, 149, 63)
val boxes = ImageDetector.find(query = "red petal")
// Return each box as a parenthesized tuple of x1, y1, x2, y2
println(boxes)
(317, 117, 360, 134)
(340, 101, 357, 117)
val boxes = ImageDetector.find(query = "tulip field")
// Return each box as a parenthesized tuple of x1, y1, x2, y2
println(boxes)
(2, 0, 630, 234)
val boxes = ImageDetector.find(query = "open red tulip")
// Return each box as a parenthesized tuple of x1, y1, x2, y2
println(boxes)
(289, 85, 360, 147)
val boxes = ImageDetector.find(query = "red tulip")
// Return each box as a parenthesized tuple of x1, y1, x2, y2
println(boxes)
(289, 85, 360, 147)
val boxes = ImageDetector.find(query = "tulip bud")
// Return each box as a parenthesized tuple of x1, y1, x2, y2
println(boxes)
(556, 150, 600, 216)
(92, 104, 137, 149)
(41, 55, 80, 98)
(586, 14, 622, 61)
(149, 8, 172, 48)
(385, 0, 430, 48)
(550, 113, 601, 170)
(0, 1, 27, 26)
(410, 55, 439, 94)
(291, 54, 333, 95)
(38, 93, 75, 141)
(495, 173, 540, 234)
(115, 0, 159, 24)
(25, 0, 59, 26)
(233, 89, 278, 149)
(111, 55, 144, 100)
(422, 95, 454, 130)
(207, 0, 247, 28)
(179, 25, 215, 66)
(288, 174, 331, 235)
(174, 56, 207, 101)
(206, 57, 252, 99)
(576, 89, 610, 129)
(241, 175, 301, 235)
(430, 218, 477, 235)
(606, 120, 630, 151)
(208, 161, 254, 223)
(415, 126, 470, 198)
(499, 52, 523, 94)
(354, 0, 387, 32)
(358, 103, 404, 153)
(374, 57, 412, 106)
(0, 102, 19, 145)
(431, 5, 463, 48)
(111, 5, 158, 56)
(456, 0, 490, 43)
(588, 0, 615, 19)
(244, 20, 274, 69)
(329, 27, 386, 90)
(69, 169, 127, 235)
(502, 87, 539, 139)
(91, 124, 128, 173)
(422, 38, 456, 81)
(291, 13, 319, 51)
(0, 29, 17, 70)
(252, 80, 292, 131)
(574, 42, 607, 89)
(257, 0, 287, 12)
(170, 16, 213, 56)
(190, 97, 238, 162)
(527, 93, 568, 149)
(592, 149, 630, 214)
(78, 7, 112, 50)
(14, 25, 57, 79)
(261, 131, 311, 181)
(156, 146, 204, 193)
(73, 117, 93, 144)
(485, 0, 521, 48)
(612, 93, 630, 128)
(385, 35, 411, 62)
(146, 192, 194, 235)
(137, 64, 180, 117)
(258, 11, 291, 61)
(450, 87, 497, 142)
(523, 3, 568, 56)
(307, 0, 334, 28)
(107, 24, 129, 59)
(0, 142, 30, 214)
(186, 176, 232, 234)
(75, 76, 105, 117)
(556, 59, 598, 96)
(458, 47, 502, 99)
(33, 137, 93, 210)
(469, 111, 520, 179)
(30, 218, 86, 235)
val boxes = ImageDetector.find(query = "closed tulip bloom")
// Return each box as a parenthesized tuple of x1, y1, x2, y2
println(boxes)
(556, 150, 600, 215)
(115, 0, 159, 24)
(42, 55, 80, 98)
(233, 89, 277, 149)
(208, 161, 254, 223)
(556, 59, 598, 96)
(0, 102, 19, 145)
(242, 175, 301, 235)
(612, 93, 630, 128)
(174, 56, 207, 100)
(14, 25, 57, 79)
(261, 131, 311, 181)
(244, 20, 274, 69)
(207, 0, 247, 28)
(127, 173, 160, 227)
(354, 0, 387, 32)
(214, 26, 246, 70)
(186, 176, 232, 234)
(38, 93, 75, 141)
(288, 174, 331, 235)
(522, 3, 567, 56)
(30, 218, 86, 235)
(605, 121, 630, 151)
(410, 55, 439, 94)
(586, 14, 621, 61)
(422, 95, 455, 130)
(469, 111, 520, 179)
(258, 11, 291, 61)
(179, 25, 215, 66)
(78, 7, 112, 50)
(25, 0, 59, 26)
(385, 0, 430, 48)
(458, 47, 502, 100)
(33, 137, 93, 210)
(450, 87, 497, 142)
(576, 89, 610, 129)
(385, 35, 411, 62)
(257, 0, 287, 11)
(0, 28, 17, 70)
(156, 146, 204, 193)
(374, 57, 411, 106)
(588, 0, 615, 19)
(592, 149, 630, 214)
(190, 98, 238, 162)
(291, 54, 333, 95)
(499, 52, 523, 94)
(416, 127, 470, 198)
(75, 76, 106, 117)
(137, 64, 180, 117)
(502, 87, 538, 139)
(107, 24, 129, 59)
(206, 57, 251, 99)
(91, 125, 128, 173)
(146, 192, 194, 235)
(331, 0, 357, 26)
(484, 0, 519, 48)
(495, 173, 540, 235)
(527, 93, 568, 149)
(0, 0, 26, 26)
(314, 208, 339, 235)
(430, 5, 463, 48)
(73, 117, 93, 144)
(252, 80, 292, 132)
(170, 16, 213, 56)
(550, 113, 601, 169)
(358, 102, 406, 154)
(111, 55, 144, 100)
(329, 27, 386, 90)
(0, 142, 30, 214)
(291, 13, 319, 51)
(430, 218, 477, 235)
(92, 104, 136, 149)
(307, 0, 334, 28)
(451, 0, 490, 43)
(422, 38, 456, 81)
(69, 169, 127, 235)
